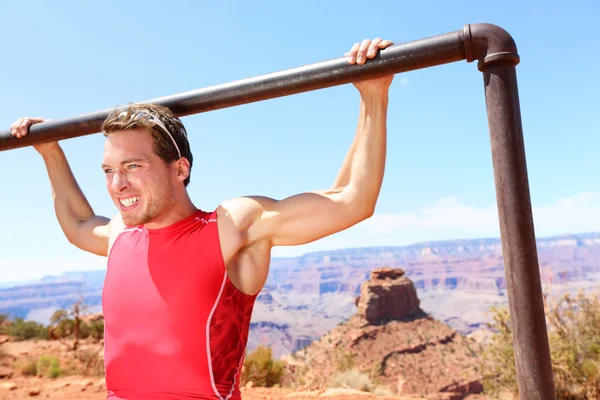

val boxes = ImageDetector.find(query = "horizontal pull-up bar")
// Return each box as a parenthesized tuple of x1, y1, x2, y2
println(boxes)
(0, 23, 557, 399)
(1, 24, 492, 152)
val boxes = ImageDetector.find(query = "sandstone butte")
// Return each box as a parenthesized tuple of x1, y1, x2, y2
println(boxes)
(282, 267, 485, 399)
(0, 267, 488, 400)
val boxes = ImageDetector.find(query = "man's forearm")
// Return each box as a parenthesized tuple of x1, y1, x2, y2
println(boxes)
(344, 92, 388, 213)
(41, 147, 96, 242)
(332, 138, 357, 190)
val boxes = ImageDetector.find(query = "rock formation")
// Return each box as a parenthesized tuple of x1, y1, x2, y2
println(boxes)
(284, 267, 484, 399)
(354, 268, 420, 324)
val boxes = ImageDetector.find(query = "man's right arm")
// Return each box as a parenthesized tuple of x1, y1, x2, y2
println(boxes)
(41, 146, 111, 256)
(11, 117, 112, 257)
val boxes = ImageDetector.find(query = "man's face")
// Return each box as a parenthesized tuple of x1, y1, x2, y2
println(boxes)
(102, 129, 175, 227)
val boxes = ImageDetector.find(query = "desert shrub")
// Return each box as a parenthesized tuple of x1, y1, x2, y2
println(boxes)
(88, 319, 104, 340)
(37, 355, 62, 378)
(47, 360, 62, 378)
(334, 349, 356, 372)
(19, 359, 38, 376)
(6, 318, 47, 340)
(329, 368, 373, 392)
(482, 289, 600, 399)
(78, 321, 91, 339)
(77, 348, 105, 376)
(50, 310, 74, 338)
(372, 385, 395, 396)
(0, 313, 9, 334)
(241, 345, 284, 387)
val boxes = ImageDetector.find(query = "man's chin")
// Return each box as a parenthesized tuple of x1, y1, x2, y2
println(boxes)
(121, 213, 145, 227)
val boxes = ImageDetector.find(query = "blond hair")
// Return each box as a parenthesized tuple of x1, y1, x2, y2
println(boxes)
(102, 103, 194, 187)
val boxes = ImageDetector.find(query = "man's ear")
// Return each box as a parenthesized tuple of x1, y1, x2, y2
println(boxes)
(175, 158, 191, 183)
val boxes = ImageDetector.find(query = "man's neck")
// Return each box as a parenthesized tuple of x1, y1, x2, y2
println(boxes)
(144, 194, 198, 230)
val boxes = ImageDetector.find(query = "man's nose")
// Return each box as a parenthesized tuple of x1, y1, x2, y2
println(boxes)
(111, 171, 130, 192)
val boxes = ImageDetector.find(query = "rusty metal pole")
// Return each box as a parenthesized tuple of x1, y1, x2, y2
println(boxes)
(465, 23, 557, 398)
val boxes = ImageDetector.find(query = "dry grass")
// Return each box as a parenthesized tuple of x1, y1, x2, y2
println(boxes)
(481, 288, 600, 399)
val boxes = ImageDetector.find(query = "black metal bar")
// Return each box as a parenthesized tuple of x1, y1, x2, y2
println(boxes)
(0, 30, 466, 152)
(468, 23, 557, 399)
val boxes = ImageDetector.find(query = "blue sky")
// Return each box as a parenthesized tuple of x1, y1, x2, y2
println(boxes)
(1, 0, 599, 283)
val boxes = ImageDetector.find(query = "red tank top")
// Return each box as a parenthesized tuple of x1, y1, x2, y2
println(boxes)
(102, 209, 258, 400)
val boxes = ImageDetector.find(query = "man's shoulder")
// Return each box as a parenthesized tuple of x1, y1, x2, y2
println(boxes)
(107, 213, 126, 238)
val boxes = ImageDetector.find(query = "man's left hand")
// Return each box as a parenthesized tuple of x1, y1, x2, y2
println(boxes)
(346, 38, 395, 94)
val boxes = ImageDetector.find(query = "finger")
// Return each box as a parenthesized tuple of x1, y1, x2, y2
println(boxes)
(378, 39, 394, 49)
(10, 118, 23, 136)
(347, 42, 360, 64)
(17, 118, 31, 137)
(357, 39, 371, 65)
(17, 117, 43, 138)
(367, 38, 383, 58)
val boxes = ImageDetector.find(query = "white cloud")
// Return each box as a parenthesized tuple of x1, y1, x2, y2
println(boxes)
(272, 192, 600, 257)
(361, 196, 499, 235)
(363, 192, 600, 239)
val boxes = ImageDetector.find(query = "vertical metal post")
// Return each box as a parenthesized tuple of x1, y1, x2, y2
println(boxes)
(462, 23, 557, 398)
(482, 61, 556, 398)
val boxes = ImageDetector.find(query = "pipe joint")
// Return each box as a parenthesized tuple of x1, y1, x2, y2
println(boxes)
(463, 23, 520, 71)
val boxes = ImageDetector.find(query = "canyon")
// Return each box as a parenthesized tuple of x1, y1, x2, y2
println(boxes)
(1, 232, 600, 358)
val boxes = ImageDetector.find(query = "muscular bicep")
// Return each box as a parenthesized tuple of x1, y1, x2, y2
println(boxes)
(71, 215, 112, 256)
(225, 188, 370, 249)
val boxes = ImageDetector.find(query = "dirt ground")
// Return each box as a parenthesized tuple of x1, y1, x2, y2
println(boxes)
(0, 376, 418, 399)
(0, 377, 493, 400)
(0, 339, 492, 400)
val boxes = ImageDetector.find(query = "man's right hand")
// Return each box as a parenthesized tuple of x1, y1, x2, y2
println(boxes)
(10, 117, 60, 156)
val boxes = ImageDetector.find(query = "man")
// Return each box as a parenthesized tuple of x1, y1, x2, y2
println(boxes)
(10, 38, 394, 399)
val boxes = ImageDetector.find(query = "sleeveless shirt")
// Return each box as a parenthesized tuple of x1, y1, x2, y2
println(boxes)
(102, 209, 258, 400)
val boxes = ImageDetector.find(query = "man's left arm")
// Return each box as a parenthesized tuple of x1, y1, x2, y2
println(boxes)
(221, 38, 394, 253)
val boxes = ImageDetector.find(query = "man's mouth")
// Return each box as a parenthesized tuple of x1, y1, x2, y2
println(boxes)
(119, 196, 140, 209)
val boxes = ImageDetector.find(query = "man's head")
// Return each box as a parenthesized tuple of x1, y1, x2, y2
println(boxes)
(101, 103, 194, 226)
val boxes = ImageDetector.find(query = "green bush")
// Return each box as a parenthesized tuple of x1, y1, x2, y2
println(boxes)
(241, 346, 284, 387)
(6, 318, 47, 341)
(37, 355, 62, 378)
(482, 289, 600, 399)
(47, 358, 62, 378)
(88, 319, 104, 340)
(0, 314, 9, 335)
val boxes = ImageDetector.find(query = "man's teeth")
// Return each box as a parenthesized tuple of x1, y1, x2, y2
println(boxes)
(120, 196, 140, 207)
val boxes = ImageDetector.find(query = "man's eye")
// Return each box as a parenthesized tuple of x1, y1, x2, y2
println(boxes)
(128, 164, 139, 169)
(103, 169, 113, 174)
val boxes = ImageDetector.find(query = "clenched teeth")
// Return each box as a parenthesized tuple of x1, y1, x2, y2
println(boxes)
(120, 196, 140, 207)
